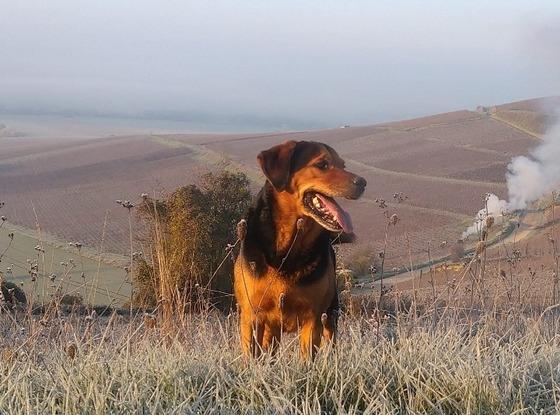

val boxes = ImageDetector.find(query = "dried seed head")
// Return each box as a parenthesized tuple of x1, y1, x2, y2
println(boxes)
(389, 214, 399, 226)
(66, 343, 77, 360)
(375, 198, 387, 209)
(1, 349, 16, 364)
(143, 313, 156, 329)
(475, 241, 486, 255)
(392, 192, 408, 203)
(236, 219, 247, 241)
(296, 218, 305, 231)
(485, 216, 495, 229)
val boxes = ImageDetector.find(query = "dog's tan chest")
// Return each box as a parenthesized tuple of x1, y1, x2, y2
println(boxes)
(234, 259, 335, 332)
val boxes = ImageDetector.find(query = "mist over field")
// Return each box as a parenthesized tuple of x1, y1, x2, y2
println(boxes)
(1, 1, 559, 130)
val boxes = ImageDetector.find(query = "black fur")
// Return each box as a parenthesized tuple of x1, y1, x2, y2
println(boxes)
(241, 182, 334, 286)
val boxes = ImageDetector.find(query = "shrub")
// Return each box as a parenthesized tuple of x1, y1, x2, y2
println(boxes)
(0, 281, 26, 310)
(346, 248, 378, 276)
(59, 293, 84, 306)
(132, 171, 251, 311)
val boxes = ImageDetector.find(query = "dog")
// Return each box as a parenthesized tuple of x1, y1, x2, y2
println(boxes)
(234, 140, 366, 359)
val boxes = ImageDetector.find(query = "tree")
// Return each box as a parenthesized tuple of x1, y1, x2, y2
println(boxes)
(132, 171, 251, 312)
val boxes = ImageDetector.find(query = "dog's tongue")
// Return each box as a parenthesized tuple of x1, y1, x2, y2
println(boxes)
(316, 194, 353, 233)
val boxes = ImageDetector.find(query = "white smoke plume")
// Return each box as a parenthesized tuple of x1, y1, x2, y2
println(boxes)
(507, 122, 560, 210)
(462, 194, 508, 239)
(463, 119, 560, 239)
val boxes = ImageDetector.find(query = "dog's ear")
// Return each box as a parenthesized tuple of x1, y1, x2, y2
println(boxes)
(257, 141, 297, 191)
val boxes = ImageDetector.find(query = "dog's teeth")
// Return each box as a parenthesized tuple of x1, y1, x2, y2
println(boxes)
(313, 198, 321, 208)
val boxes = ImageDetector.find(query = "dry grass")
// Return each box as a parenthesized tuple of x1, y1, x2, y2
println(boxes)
(1, 308, 560, 414)
(3, 201, 560, 414)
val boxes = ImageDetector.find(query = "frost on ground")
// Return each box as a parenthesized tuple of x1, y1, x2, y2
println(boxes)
(0, 311, 560, 414)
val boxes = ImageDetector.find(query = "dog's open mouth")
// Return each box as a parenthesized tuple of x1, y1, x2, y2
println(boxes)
(303, 191, 353, 233)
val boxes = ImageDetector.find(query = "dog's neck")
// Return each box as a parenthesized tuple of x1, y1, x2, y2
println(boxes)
(270, 189, 323, 255)
(244, 182, 330, 279)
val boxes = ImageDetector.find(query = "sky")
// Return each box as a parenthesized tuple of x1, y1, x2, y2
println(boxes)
(1, 0, 559, 130)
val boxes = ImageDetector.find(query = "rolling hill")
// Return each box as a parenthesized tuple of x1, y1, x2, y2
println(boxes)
(0, 97, 557, 279)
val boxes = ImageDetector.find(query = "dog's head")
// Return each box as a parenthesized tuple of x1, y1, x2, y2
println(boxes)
(258, 140, 366, 234)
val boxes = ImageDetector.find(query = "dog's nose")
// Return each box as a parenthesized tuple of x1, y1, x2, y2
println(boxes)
(353, 176, 367, 188)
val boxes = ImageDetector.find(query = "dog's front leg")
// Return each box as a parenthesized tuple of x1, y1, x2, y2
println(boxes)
(262, 323, 281, 355)
(321, 312, 337, 346)
(240, 311, 264, 358)
(299, 318, 322, 360)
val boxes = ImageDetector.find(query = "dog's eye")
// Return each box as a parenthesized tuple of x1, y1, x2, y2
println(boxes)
(315, 161, 329, 170)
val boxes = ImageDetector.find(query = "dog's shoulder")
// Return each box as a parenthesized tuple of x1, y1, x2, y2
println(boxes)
(241, 184, 275, 277)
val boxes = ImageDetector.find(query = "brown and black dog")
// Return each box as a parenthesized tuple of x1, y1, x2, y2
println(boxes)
(234, 140, 366, 359)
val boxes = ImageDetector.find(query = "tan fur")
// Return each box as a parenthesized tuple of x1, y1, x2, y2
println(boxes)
(234, 141, 364, 359)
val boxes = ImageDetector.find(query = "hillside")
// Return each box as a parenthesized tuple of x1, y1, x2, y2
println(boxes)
(0, 98, 555, 278)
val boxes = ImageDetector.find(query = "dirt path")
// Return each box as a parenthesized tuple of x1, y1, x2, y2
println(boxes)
(356, 209, 547, 290)
(347, 159, 506, 190)
(490, 114, 542, 139)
